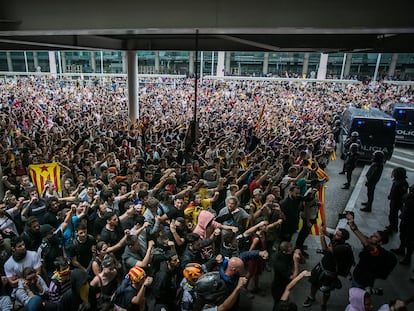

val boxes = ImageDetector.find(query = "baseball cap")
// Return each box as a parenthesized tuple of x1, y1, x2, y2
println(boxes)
(253, 188, 262, 196)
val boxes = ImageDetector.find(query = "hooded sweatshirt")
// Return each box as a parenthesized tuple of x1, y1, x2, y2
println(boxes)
(345, 287, 367, 311)
(193, 210, 221, 240)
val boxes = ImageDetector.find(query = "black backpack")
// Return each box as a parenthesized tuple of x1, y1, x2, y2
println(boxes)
(334, 243, 355, 277)
(376, 247, 397, 280)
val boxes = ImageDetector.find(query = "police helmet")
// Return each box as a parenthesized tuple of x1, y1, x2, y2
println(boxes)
(349, 143, 359, 153)
(183, 262, 204, 286)
(194, 272, 227, 303)
(373, 150, 384, 162)
(351, 131, 359, 138)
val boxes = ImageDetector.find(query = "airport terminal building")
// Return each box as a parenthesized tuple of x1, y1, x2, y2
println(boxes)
(1, 51, 414, 81)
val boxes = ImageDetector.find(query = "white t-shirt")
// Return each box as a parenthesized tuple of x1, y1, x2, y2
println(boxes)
(4, 250, 42, 278)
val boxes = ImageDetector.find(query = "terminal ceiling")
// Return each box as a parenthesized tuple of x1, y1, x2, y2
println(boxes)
(1, 0, 414, 53)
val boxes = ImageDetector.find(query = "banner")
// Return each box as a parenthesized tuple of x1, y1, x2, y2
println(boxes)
(297, 184, 326, 235)
(29, 163, 61, 196)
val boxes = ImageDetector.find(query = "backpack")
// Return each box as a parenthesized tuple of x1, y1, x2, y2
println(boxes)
(376, 247, 397, 280)
(333, 243, 355, 277)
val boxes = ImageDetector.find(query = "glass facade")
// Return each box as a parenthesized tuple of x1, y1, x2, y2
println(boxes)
(1, 50, 414, 80)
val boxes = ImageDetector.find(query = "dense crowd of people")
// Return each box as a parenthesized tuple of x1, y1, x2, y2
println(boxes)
(0, 76, 413, 311)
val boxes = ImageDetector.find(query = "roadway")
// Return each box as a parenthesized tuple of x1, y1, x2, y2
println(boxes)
(240, 145, 414, 311)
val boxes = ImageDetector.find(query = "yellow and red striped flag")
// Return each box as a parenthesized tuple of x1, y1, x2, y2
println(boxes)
(297, 184, 327, 235)
(29, 163, 61, 196)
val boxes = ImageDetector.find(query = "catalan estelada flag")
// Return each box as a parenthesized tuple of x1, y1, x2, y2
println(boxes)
(29, 163, 61, 196)
(308, 159, 330, 182)
(297, 184, 327, 235)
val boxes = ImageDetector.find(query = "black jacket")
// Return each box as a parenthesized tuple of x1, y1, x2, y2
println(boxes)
(366, 162, 384, 186)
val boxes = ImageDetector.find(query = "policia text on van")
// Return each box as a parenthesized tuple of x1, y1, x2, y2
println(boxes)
(341, 107, 396, 161)
(390, 104, 414, 144)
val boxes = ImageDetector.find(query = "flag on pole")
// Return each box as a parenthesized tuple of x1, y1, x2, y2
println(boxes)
(255, 100, 268, 134)
(29, 163, 61, 196)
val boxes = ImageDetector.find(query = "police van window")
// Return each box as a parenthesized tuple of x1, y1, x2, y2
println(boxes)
(354, 119, 396, 144)
(394, 109, 414, 125)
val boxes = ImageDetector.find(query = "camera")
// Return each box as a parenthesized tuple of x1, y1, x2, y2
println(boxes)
(365, 287, 383, 296)
(338, 211, 354, 220)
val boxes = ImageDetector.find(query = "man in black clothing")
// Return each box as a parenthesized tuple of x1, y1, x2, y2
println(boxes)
(43, 197, 61, 228)
(21, 216, 42, 251)
(100, 212, 124, 259)
(70, 222, 96, 271)
(361, 151, 384, 212)
(341, 143, 360, 189)
(346, 213, 396, 290)
(280, 186, 313, 242)
(271, 241, 301, 311)
(150, 250, 181, 311)
(303, 226, 354, 310)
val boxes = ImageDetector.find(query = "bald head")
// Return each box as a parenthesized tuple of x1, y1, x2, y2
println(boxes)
(226, 257, 245, 277)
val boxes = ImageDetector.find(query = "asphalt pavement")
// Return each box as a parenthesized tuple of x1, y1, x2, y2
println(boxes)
(240, 150, 414, 311)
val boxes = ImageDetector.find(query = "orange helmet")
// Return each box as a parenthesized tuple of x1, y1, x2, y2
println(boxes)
(183, 262, 203, 286)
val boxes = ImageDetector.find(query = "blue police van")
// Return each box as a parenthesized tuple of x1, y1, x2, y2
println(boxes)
(341, 107, 396, 161)
(391, 104, 414, 144)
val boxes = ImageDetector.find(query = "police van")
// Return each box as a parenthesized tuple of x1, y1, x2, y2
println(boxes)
(390, 104, 414, 144)
(341, 107, 396, 161)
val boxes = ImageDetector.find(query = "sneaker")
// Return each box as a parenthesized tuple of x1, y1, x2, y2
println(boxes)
(342, 185, 350, 189)
(360, 207, 372, 212)
(339, 171, 345, 175)
(361, 202, 368, 206)
(303, 296, 315, 307)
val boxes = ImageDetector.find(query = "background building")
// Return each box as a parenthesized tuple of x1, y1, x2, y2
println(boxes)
(1, 51, 413, 81)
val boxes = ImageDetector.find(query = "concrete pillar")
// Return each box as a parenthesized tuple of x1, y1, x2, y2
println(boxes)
(122, 52, 127, 74)
(388, 53, 398, 78)
(154, 51, 160, 73)
(127, 51, 139, 123)
(6, 52, 13, 72)
(344, 54, 352, 78)
(302, 53, 310, 76)
(225, 52, 231, 75)
(90, 52, 96, 73)
(217, 51, 225, 77)
(33, 52, 39, 71)
(263, 52, 269, 75)
(61, 52, 67, 73)
(48, 51, 57, 77)
(189, 52, 195, 76)
(373, 53, 382, 82)
(317, 53, 328, 80)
